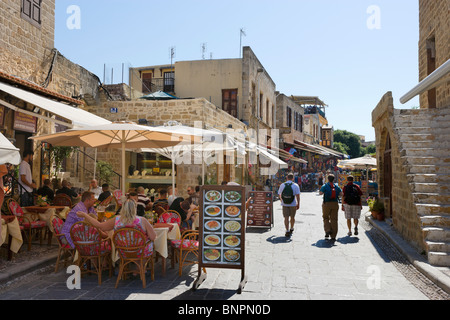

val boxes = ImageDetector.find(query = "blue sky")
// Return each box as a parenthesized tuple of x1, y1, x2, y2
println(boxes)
(55, 0, 421, 141)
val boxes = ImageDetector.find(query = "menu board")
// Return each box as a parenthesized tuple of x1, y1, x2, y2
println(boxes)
(246, 191, 273, 229)
(199, 185, 245, 267)
(194, 185, 247, 293)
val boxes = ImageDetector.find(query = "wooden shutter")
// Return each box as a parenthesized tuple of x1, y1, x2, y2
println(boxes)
(21, 0, 41, 27)
(222, 89, 238, 117)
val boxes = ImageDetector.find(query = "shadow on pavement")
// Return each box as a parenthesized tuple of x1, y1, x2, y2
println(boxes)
(311, 239, 337, 248)
(337, 236, 360, 244)
(266, 235, 292, 244)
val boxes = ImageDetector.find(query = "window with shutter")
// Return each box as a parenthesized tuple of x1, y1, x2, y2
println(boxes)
(222, 89, 238, 117)
(21, 0, 42, 28)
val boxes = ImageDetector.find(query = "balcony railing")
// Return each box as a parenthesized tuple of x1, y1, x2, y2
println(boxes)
(142, 78, 175, 94)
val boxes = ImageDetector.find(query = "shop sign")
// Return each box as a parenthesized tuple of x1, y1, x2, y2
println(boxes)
(13, 111, 37, 133)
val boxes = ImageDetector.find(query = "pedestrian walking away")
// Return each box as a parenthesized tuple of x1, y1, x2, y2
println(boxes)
(278, 173, 301, 237)
(319, 174, 342, 241)
(342, 175, 363, 236)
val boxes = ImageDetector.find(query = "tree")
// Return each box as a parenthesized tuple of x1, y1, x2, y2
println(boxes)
(96, 161, 114, 185)
(49, 146, 79, 179)
(334, 130, 361, 158)
(333, 142, 349, 155)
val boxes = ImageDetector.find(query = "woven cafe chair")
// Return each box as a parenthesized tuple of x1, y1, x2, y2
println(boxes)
(113, 227, 154, 289)
(157, 209, 181, 226)
(53, 193, 73, 207)
(51, 215, 75, 272)
(70, 221, 113, 285)
(170, 230, 205, 276)
(6, 199, 47, 251)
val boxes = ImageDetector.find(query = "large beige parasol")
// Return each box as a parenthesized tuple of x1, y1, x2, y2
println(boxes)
(30, 122, 202, 194)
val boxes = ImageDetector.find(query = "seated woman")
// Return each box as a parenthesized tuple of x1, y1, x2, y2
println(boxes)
(77, 199, 157, 256)
(169, 197, 196, 232)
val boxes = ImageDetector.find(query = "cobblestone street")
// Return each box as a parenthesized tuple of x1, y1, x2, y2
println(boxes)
(1, 192, 448, 301)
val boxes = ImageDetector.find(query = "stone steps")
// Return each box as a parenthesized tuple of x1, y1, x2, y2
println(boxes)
(407, 173, 450, 184)
(394, 108, 450, 266)
(412, 192, 450, 205)
(428, 252, 450, 267)
(420, 215, 450, 227)
(416, 204, 450, 216)
(401, 148, 450, 158)
(396, 126, 450, 135)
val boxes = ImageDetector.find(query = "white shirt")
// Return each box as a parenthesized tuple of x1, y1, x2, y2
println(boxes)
(278, 181, 301, 207)
(90, 186, 102, 199)
(19, 160, 33, 193)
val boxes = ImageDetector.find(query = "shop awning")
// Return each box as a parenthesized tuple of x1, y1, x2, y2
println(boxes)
(0, 82, 111, 128)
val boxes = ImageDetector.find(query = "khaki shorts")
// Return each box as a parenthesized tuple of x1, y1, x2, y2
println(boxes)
(282, 206, 297, 218)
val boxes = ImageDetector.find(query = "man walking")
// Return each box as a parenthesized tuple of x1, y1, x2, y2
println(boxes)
(278, 173, 300, 237)
(342, 176, 363, 236)
(319, 174, 342, 241)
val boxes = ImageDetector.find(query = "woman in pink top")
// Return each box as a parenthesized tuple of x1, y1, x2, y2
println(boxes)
(77, 199, 157, 250)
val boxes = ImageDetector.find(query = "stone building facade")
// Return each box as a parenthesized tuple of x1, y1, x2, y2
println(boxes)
(0, 0, 108, 189)
(418, 0, 450, 109)
(372, 0, 450, 266)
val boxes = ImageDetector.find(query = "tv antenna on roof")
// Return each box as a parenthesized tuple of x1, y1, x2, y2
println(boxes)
(202, 43, 207, 60)
(169, 46, 176, 69)
(240, 28, 246, 58)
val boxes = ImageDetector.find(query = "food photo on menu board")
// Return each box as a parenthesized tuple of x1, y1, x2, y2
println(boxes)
(201, 188, 244, 265)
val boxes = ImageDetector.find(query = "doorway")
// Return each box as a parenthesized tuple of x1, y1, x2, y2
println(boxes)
(383, 134, 392, 218)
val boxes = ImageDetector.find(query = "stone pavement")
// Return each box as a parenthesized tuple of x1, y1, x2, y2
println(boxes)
(0, 192, 449, 301)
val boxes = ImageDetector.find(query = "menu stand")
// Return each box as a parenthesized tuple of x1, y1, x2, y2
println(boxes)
(192, 185, 247, 294)
(246, 191, 274, 230)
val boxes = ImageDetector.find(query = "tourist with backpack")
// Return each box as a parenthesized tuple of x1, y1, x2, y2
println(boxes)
(342, 176, 363, 236)
(319, 174, 342, 241)
(278, 173, 301, 237)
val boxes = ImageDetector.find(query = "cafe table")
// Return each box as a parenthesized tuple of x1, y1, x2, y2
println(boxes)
(0, 215, 23, 260)
(24, 206, 71, 245)
(152, 222, 181, 276)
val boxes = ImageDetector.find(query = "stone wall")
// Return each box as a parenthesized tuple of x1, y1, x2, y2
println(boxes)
(418, 0, 450, 109)
(0, 0, 55, 84)
(372, 92, 425, 252)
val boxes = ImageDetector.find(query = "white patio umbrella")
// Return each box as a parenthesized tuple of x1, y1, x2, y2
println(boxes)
(30, 122, 201, 195)
(140, 124, 237, 190)
(337, 154, 377, 180)
(0, 132, 20, 165)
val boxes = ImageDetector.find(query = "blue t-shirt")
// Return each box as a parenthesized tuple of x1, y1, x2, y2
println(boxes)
(320, 182, 342, 203)
(278, 181, 301, 207)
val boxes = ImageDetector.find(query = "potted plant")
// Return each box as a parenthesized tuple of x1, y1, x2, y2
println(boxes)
(367, 196, 385, 221)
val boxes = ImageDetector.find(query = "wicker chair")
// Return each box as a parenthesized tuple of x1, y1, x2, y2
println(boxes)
(7, 199, 47, 251)
(100, 195, 120, 214)
(170, 230, 204, 276)
(51, 216, 75, 272)
(157, 210, 181, 226)
(113, 228, 154, 288)
(53, 193, 72, 207)
(70, 221, 113, 285)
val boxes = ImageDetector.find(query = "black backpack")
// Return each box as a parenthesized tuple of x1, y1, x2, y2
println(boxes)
(281, 182, 295, 204)
(344, 184, 360, 205)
